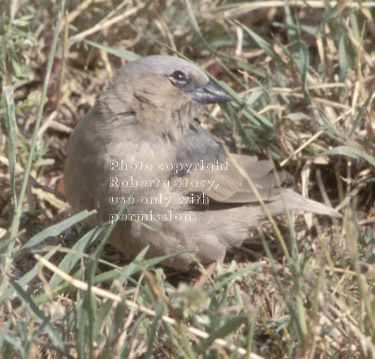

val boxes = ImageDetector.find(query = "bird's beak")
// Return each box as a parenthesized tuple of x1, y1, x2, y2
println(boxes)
(193, 82, 232, 103)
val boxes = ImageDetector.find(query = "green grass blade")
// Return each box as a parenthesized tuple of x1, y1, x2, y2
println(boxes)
(199, 315, 247, 352)
(19, 209, 96, 252)
(85, 40, 141, 61)
(348, 92, 373, 138)
(4, 86, 17, 209)
(10, 280, 63, 346)
(144, 302, 163, 359)
(319, 145, 375, 166)
(11, 0, 65, 239)
(48, 224, 105, 289)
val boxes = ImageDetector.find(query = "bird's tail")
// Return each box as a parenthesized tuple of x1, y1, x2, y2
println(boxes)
(267, 189, 342, 218)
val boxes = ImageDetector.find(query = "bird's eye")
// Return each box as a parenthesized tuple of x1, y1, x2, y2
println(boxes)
(170, 70, 187, 82)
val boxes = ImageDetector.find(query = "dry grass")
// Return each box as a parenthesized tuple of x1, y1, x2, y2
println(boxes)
(1, 0, 375, 358)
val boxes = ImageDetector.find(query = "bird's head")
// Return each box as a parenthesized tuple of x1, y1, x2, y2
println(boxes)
(97, 55, 232, 141)
(118, 55, 232, 104)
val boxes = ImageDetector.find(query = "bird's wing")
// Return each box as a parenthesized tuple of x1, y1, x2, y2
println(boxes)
(172, 123, 292, 203)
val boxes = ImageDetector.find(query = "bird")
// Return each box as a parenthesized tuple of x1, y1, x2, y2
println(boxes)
(64, 55, 341, 271)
